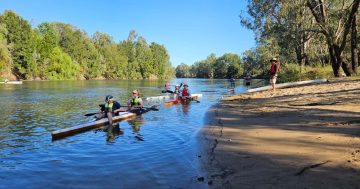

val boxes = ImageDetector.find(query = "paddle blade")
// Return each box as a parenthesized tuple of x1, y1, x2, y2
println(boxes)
(150, 105, 159, 111)
(84, 112, 98, 116)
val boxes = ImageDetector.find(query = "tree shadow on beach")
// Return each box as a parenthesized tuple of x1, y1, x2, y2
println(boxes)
(201, 85, 360, 188)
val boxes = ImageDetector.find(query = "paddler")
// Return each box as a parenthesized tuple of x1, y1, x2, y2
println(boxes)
(172, 85, 180, 99)
(180, 84, 191, 99)
(127, 90, 144, 112)
(98, 95, 122, 126)
(163, 81, 173, 93)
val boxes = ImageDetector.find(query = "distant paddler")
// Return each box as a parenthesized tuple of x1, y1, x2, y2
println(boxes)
(244, 73, 251, 86)
(127, 90, 144, 113)
(229, 76, 235, 88)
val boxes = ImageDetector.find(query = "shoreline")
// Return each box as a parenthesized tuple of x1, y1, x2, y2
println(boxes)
(199, 78, 360, 188)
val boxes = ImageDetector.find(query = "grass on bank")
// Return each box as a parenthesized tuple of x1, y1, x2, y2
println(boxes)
(277, 64, 360, 83)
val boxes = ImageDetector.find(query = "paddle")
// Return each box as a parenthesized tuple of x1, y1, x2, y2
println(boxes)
(84, 112, 100, 116)
(84, 105, 159, 116)
(193, 98, 200, 103)
(183, 96, 200, 103)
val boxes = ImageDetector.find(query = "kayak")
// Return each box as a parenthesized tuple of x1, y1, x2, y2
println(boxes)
(164, 94, 201, 106)
(52, 104, 159, 140)
(52, 112, 136, 140)
(0, 81, 23, 84)
(146, 94, 174, 101)
(246, 79, 328, 93)
(145, 93, 202, 101)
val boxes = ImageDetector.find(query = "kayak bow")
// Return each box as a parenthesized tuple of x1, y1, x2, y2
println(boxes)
(52, 112, 136, 140)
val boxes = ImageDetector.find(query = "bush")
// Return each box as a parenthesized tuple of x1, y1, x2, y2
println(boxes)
(277, 63, 333, 83)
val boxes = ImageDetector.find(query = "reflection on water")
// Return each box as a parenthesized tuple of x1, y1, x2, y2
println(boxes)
(0, 79, 253, 188)
(106, 124, 124, 143)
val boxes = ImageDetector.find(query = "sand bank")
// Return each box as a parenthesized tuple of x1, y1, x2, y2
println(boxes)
(199, 78, 360, 188)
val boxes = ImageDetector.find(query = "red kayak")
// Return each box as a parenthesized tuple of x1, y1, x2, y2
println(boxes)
(164, 96, 198, 106)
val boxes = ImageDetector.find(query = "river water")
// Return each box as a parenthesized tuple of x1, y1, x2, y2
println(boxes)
(0, 78, 256, 189)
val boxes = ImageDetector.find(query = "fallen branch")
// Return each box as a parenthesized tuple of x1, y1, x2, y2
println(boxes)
(295, 160, 331, 176)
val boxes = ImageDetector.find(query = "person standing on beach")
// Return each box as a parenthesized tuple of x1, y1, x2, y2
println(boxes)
(269, 58, 280, 92)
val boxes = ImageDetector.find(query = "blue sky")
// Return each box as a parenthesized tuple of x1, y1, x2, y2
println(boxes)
(0, 0, 255, 67)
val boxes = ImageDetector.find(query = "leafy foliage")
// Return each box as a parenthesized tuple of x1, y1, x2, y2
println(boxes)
(240, 0, 360, 78)
(176, 53, 242, 79)
(0, 10, 174, 80)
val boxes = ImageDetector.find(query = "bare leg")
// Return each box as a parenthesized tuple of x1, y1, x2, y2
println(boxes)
(106, 112, 114, 132)
(272, 83, 276, 92)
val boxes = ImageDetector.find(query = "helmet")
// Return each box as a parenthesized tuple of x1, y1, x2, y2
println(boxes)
(105, 95, 114, 102)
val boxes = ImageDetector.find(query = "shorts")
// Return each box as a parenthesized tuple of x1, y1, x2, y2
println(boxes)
(270, 75, 277, 84)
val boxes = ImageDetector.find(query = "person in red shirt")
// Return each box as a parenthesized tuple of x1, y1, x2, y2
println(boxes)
(269, 58, 280, 92)
(180, 84, 191, 99)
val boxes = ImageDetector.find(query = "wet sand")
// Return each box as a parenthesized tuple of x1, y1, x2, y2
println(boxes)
(199, 78, 360, 188)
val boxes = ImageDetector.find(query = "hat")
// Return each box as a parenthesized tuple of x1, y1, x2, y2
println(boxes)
(270, 58, 278, 62)
(184, 84, 189, 87)
(132, 90, 139, 94)
(105, 95, 114, 102)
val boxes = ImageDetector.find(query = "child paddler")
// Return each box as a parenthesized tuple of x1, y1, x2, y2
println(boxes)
(127, 90, 144, 113)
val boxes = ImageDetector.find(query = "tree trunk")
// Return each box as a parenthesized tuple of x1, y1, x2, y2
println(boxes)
(329, 44, 341, 77)
(307, 0, 360, 77)
(351, 13, 358, 75)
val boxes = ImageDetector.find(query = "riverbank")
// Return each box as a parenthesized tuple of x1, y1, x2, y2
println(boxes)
(199, 78, 360, 188)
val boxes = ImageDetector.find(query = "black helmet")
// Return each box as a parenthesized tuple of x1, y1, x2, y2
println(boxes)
(105, 95, 114, 102)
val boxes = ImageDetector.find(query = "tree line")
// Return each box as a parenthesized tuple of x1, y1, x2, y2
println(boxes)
(0, 10, 174, 80)
(177, 0, 359, 80)
(175, 53, 242, 79)
(240, 0, 359, 77)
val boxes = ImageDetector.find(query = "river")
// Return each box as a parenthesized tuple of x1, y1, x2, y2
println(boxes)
(0, 78, 256, 189)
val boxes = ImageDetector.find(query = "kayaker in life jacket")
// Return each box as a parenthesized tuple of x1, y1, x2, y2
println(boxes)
(174, 85, 180, 94)
(269, 57, 281, 92)
(180, 84, 191, 99)
(98, 95, 122, 127)
(127, 90, 144, 112)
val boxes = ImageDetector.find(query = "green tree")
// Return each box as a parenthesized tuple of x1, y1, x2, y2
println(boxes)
(0, 23, 11, 77)
(92, 31, 128, 79)
(150, 42, 172, 79)
(307, 0, 360, 76)
(136, 36, 153, 79)
(54, 23, 101, 79)
(175, 63, 191, 78)
(1, 10, 36, 79)
(213, 53, 242, 78)
(46, 47, 78, 80)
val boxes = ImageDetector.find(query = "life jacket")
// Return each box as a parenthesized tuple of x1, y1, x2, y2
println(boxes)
(104, 102, 114, 112)
(270, 62, 280, 75)
(131, 97, 141, 106)
(182, 88, 189, 96)
(174, 87, 179, 94)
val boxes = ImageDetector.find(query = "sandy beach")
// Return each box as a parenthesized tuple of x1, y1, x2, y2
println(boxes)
(199, 78, 360, 189)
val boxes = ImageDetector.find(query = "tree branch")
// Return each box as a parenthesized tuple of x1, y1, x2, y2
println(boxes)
(339, 0, 360, 52)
